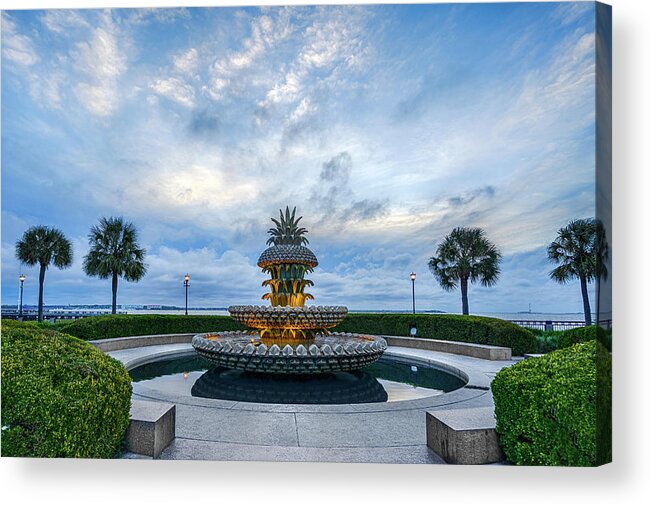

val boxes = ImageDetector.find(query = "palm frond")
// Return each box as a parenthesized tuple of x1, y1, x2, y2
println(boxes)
(547, 218, 599, 283)
(429, 227, 501, 292)
(16, 226, 73, 270)
(83, 216, 147, 281)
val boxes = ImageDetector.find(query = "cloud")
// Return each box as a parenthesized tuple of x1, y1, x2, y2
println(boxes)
(72, 19, 127, 117)
(30, 71, 66, 109)
(207, 9, 294, 101)
(551, 2, 594, 27)
(126, 8, 191, 26)
(255, 7, 370, 125)
(73, 26, 126, 81)
(320, 151, 351, 184)
(173, 47, 199, 73)
(309, 152, 389, 232)
(344, 199, 389, 222)
(140, 246, 266, 305)
(298, 8, 368, 70)
(40, 10, 90, 34)
(188, 110, 220, 136)
(150, 77, 196, 108)
(448, 186, 496, 207)
(1, 12, 39, 66)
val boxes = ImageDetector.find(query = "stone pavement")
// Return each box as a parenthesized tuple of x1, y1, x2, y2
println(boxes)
(111, 343, 517, 464)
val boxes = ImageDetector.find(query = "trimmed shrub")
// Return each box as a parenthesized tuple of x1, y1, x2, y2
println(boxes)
(1, 319, 132, 458)
(492, 340, 611, 466)
(533, 326, 612, 354)
(557, 325, 612, 351)
(54, 314, 245, 341)
(333, 313, 537, 356)
(534, 331, 563, 353)
(524, 327, 546, 337)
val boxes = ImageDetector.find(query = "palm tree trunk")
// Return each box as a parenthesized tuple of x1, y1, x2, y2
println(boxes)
(112, 271, 118, 314)
(38, 263, 46, 322)
(580, 274, 592, 326)
(460, 277, 469, 315)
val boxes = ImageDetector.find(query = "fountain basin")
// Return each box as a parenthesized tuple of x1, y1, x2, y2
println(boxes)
(192, 331, 387, 375)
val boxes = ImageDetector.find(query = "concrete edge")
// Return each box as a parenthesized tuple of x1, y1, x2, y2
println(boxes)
(93, 332, 512, 361)
(90, 333, 195, 352)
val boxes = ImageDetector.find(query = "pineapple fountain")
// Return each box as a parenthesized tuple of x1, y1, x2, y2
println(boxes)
(192, 207, 387, 375)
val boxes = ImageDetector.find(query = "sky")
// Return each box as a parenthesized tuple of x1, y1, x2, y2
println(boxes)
(1, 3, 602, 313)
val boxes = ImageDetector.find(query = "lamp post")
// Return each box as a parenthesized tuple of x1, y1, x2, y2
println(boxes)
(410, 272, 416, 315)
(18, 274, 26, 319)
(183, 274, 190, 316)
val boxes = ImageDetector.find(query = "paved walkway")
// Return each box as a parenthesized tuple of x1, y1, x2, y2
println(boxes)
(112, 344, 516, 463)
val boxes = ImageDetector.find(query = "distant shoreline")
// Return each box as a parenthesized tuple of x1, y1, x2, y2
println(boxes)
(2, 305, 606, 323)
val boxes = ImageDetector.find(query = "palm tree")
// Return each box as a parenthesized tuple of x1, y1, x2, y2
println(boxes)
(547, 218, 601, 326)
(428, 227, 502, 315)
(15, 226, 73, 322)
(83, 217, 147, 314)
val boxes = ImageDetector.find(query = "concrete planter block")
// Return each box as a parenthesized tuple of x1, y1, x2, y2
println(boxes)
(384, 336, 511, 361)
(426, 407, 504, 465)
(126, 400, 176, 458)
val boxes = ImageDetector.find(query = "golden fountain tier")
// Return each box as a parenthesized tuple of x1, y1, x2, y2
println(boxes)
(192, 331, 388, 375)
(228, 305, 348, 333)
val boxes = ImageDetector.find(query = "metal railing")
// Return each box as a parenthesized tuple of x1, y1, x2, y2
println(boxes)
(509, 319, 612, 331)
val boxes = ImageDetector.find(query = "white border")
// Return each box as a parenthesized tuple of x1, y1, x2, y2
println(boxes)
(1, 0, 649, 505)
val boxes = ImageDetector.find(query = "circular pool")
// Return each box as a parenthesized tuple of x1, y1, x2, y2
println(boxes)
(129, 354, 466, 405)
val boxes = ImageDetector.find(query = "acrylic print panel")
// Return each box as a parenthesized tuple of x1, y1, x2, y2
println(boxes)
(0, 2, 611, 466)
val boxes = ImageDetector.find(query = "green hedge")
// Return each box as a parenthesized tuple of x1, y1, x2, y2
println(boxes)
(333, 313, 537, 356)
(534, 331, 563, 353)
(557, 325, 612, 351)
(492, 340, 611, 466)
(1, 319, 132, 458)
(53, 313, 536, 355)
(534, 326, 612, 354)
(54, 314, 245, 341)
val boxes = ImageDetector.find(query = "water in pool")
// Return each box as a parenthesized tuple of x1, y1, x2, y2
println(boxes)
(130, 355, 465, 405)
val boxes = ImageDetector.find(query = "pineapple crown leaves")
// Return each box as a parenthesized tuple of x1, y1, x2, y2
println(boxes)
(266, 206, 309, 246)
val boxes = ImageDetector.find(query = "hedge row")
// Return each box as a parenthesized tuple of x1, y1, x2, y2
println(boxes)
(492, 340, 612, 466)
(1, 319, 132, 458)
(557, 325, 612, 351)
(333, 313, 537, 356)
(534, 326, 612, 354)
(54, 314, 245, 341)
(51, 313, 537, 355)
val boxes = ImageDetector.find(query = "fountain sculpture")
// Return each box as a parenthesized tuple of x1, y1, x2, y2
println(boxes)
(192, 207, 387, 374)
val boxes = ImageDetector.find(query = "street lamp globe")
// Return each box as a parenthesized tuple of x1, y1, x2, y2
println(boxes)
(410, 272, 416, 281)
(184, 273, 190, 284)
(19, 274, 26, 283)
